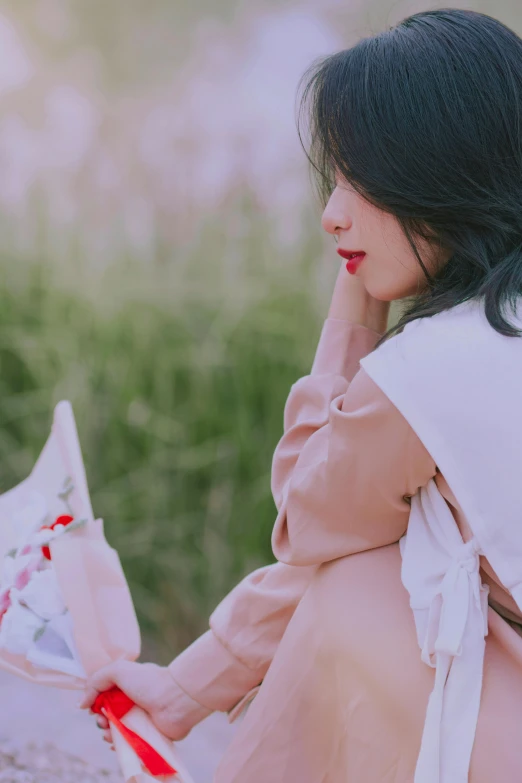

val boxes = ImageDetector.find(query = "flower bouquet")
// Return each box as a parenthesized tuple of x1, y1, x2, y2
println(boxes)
(0, 400, 194, 783)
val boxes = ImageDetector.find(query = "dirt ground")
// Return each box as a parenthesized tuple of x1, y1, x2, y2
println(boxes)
(0, 739, 122, 783)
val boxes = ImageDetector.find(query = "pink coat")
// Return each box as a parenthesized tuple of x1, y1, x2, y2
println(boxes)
(168, 317, 522, 781)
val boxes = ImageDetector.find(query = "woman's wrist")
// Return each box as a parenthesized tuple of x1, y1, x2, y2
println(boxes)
(162, 667, 213, 726)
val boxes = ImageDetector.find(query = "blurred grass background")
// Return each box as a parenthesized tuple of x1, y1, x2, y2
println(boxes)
(0, 0, 517, 663)
(0, 189, 337, 662)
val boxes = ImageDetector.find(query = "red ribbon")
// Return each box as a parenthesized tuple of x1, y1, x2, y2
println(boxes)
(92, 686, 178, 778)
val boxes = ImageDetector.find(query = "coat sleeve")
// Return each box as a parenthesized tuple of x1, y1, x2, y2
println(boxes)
(271, 351, 438, 567)
(167, 319, 425, 720)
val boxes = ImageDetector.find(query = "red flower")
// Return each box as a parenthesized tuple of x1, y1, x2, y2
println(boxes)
(41, 515, 75, 560)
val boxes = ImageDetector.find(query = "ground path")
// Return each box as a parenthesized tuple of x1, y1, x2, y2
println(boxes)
(0, 669, 238, 782)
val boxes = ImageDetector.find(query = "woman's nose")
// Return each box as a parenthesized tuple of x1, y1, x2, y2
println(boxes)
(321, 190, 352, 237)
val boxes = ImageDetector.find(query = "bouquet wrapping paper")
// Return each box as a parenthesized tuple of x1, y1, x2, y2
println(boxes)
(0, 400, 194, 783)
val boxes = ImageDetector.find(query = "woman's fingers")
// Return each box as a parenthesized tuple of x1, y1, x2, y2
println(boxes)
(94, 713, 113, 742)
(80, 684, 103, 711)
(79, 661, 127, 709)
(80, 661, 161, 712)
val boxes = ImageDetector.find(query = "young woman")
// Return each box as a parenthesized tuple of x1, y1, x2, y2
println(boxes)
(81, 8, 522, 781)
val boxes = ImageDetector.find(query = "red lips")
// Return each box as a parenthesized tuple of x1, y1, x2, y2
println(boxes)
(337, 249, 366, 274)
(336, 249, 365, 260)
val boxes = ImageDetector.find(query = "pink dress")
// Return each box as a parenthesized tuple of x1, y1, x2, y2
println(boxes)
(167, 318, 522, 782)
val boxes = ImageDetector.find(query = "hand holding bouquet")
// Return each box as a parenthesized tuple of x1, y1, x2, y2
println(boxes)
(0, 400, 194, 783)
(80, 660, 212, 747)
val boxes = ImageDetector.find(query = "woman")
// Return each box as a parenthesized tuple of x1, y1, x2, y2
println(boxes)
(81, 8, 522, 781)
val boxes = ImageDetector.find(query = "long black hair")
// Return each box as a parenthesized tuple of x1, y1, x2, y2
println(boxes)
(297, 7, 522, 347)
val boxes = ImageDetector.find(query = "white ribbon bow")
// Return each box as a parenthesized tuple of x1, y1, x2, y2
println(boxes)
(400, 479, 489, 783)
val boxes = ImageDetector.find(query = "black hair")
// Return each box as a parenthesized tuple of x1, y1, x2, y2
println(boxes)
(297, 7, 522, 347)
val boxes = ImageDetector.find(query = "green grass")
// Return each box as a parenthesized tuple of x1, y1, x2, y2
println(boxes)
(0, 210, 340, 663)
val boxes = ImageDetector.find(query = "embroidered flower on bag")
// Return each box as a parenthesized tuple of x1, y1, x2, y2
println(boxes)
(0, 599, 44, 655)
(18, 569, 67, 620)
(0, 477, 88, 672)
(13, 555, 42, 593)
(0, 507, 83, 635)
(0, 588, 11, 623)
(1, 553, 36, 591)
(40, 514, 75, 560)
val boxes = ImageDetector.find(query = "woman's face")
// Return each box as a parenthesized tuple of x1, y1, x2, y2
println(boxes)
(321, 175, 450, 301)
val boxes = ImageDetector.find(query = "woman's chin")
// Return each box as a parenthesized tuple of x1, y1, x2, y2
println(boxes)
(361, 280, 398, 302)
(363, 276, 424, 302)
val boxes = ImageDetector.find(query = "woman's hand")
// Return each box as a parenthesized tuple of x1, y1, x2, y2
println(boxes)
(328, 261, 390, 333)
(79, 660, 212, 746)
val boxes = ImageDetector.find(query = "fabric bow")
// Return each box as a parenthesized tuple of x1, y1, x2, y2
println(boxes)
(401, 480, 490, 783)
(421, 537, 488, 666)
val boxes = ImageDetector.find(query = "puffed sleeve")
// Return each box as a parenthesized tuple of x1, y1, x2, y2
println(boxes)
(271, 362, 438, 566)
(167, 319, 385, 720)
